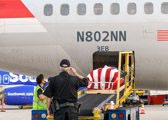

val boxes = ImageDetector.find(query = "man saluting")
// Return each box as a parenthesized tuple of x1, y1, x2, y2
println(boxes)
(44, 59, 88, 120)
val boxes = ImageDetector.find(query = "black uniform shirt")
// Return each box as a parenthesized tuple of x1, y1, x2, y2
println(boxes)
(44, 72, 88, 103)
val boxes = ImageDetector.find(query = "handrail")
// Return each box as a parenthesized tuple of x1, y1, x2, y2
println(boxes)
(116, 51, 134, 108)
(116, 52, 122, 107)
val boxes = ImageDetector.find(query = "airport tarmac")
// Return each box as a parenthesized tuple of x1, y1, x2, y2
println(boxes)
(0, 105, 168, 120)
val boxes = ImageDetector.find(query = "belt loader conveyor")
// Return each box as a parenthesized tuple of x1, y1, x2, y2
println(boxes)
(78, 90, 125, 117)
(77, 51, 141, 120)
(77, 85, 125, 120)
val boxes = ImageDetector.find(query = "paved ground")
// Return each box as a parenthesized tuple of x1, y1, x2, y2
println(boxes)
(140, 105, 168, 120)
(0, 105, 30, 120)
(0, 105, 168, 120)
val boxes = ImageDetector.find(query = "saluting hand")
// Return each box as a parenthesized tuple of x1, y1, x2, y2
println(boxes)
(71, 67, 77, 76)
(70, 67, 84, 79)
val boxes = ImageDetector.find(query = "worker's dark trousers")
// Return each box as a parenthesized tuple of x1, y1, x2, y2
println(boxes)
(54, 107, 78, 120)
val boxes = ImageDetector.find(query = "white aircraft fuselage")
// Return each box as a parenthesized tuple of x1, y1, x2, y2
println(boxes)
(0, 0, 168, 90)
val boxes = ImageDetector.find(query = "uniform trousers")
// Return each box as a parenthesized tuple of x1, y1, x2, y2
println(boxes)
(54, 106, 78, 120)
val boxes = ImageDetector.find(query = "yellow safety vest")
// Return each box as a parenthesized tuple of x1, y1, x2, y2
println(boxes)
(33, 85, 47, 110)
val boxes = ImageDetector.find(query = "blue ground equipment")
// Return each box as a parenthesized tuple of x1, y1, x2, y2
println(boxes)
(107, 106, 139, 120)
(32, 110, 47, 120)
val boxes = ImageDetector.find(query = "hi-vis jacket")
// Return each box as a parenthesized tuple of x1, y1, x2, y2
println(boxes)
(33, 85, 47, 110)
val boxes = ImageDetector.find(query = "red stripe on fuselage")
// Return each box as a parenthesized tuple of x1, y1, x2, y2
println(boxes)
(0, 0, 34, 18)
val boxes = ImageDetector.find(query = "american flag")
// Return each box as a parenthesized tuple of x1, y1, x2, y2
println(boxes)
(157, 30, 168, 41)
(87, 66, 124, 90)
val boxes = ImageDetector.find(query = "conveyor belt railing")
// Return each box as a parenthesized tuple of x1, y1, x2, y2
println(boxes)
(115, 51, 135, 108)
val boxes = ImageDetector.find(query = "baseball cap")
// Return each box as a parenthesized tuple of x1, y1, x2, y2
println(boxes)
(60, 59, 70, 68)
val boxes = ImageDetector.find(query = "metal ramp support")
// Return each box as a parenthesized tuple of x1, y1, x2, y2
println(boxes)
(116, 51, 135, 108)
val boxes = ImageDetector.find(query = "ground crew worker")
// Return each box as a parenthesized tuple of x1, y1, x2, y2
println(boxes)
(33, 74, 47, 110)
(44, 59, 88, 120)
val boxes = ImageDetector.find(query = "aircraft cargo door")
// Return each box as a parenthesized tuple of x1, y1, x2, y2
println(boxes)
(93, 51, 135, 75)
(93, 51, 121, 69)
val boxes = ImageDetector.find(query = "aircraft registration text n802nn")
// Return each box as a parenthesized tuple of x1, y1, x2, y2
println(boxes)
(77, 31, 126, 42)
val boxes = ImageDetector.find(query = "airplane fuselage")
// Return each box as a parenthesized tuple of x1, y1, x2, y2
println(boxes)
(0, 0, 168, 90)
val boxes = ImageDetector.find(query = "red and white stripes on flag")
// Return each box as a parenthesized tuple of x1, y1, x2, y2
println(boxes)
(157, 30, 168, 41)
(87, 66, 124, 90)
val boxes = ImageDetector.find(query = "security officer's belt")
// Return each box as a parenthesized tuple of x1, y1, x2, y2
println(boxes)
(60, 102, 75, 107)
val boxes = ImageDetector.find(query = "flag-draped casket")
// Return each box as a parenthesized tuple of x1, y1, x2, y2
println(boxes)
(87, 66, 124, 90)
